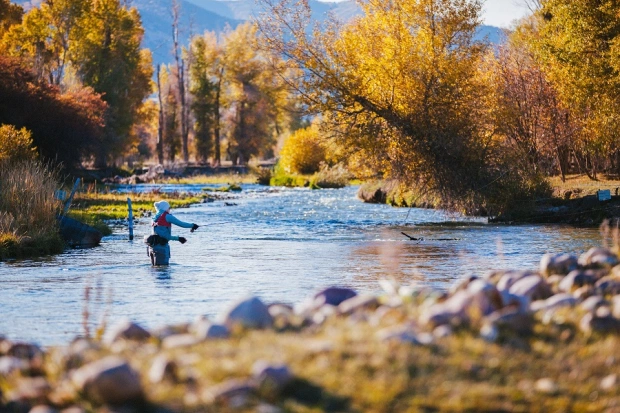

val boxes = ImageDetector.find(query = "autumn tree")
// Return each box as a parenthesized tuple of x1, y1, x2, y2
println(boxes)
(0, 0, 22, 35)
(258, 0, 536, 212)
(224, 22, 293, 165)
(2, 0, 153, 167)
(0, 55, 106, 168)
(531, 0, 620, 178)
(491, 22, 577, 181)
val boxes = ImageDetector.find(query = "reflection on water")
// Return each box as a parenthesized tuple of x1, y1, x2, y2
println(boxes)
(0, 185, 602, 345)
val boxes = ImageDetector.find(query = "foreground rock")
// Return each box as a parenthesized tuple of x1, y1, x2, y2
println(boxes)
(1, 247, 620, 411)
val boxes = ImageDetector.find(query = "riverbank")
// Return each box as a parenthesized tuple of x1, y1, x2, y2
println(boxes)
(1, 247, 619, 411)
(359, 176, 620, 227)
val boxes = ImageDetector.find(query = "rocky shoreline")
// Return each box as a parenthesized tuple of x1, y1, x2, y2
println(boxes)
(1, 247, 620, 412)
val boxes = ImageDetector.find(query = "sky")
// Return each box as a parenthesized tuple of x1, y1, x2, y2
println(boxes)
(482, 0, 531, 28)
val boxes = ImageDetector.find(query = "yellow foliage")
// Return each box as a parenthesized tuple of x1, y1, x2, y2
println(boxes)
(279, 126, 326, 174)
(0, 124, 37, 163)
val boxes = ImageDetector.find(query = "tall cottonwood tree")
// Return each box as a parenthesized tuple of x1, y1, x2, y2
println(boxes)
(189, 33, 218, 163)
(258, 0, 531, 212)
(223, 22, 292, 165)
(531, 0, 620, 178)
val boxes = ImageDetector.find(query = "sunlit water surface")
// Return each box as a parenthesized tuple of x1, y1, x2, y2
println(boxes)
(0, 185, 601, 345)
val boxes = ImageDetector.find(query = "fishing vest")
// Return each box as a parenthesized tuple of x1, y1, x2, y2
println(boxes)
(153, 211, 171, 227)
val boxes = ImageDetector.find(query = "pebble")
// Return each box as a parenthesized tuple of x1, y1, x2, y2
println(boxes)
(580, 296, 607, 312)
(530, 293, 576, 312)
(595, 277, 620, 295)
(71, 356, 143, 405)
(313, 287, 357, 307)
(193, 320, 229, 339)
(222, 296, 273, 329)
(0, 356, 29, 375)
(600, 374, 617, 391)
(484, 308, 534, 335)
(535, 378, 558, 394)
(162, 334, 199, 349)
(29, 406, 58, 413)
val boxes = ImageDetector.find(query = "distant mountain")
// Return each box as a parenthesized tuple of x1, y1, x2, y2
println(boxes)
(183, 0, 362, 23)
(13, 0, 504, 66)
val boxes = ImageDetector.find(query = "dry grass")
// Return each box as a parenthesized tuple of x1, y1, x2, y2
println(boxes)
(0, 160, 64, 259)
(549, 174, 620, 198)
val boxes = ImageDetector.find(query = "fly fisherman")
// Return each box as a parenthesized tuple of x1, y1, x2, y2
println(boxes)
(145, 200, 199, 265)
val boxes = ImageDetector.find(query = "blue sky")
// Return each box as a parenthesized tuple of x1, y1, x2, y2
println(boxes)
(482, 0, 531, 27)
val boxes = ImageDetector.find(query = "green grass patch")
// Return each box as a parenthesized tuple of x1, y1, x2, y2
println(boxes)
(68, 191, 204, 235)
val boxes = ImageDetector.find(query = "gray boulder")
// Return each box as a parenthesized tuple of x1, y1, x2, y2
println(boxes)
(558, 270, 598, 292)
(71, 356, 143, 405)
(338, 294, 379, 315)
(530, 293, 576, 313)
(540, 253, 578, 276)
(313, 287, 357, 306)
(509, 275, 552, 302)
(222, 296, 273, 329)
(103, 319, 151, 345)
(578, 247, 619, 268)
(252, 361, 293, 395)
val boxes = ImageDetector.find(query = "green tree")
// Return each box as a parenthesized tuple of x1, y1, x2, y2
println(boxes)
(190, 33, 218, 163)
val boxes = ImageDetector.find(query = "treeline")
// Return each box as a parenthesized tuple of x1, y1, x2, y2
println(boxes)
(2, 0, 620, 213)
(258, 0, 620, 213)
(0, 0, 299, 171)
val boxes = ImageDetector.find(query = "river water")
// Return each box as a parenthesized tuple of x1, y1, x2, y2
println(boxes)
(0, 184, 602, 346)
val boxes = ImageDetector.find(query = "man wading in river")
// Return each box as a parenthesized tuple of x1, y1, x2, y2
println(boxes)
(144, 200, 199, 265)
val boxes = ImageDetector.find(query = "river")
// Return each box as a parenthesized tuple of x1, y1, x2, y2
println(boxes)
(0, 184, 602, 346)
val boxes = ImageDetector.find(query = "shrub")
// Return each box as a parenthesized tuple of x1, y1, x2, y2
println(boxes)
(279, 126, 326, 174)
(310, 163, 350, 189)
(0, 124, 37, 162)
(0, 160, 63, 259)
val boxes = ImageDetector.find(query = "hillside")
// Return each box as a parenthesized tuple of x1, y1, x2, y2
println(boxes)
(12, 0, 504, 65)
